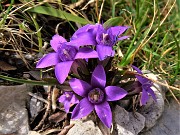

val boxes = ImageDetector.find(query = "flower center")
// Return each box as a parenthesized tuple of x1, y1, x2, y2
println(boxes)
(64, 91, 73, 100)
(58, 45, 77, 62)
(88, 88, 105, 104)
(97, 32, 115, 47)
(65, 93, 71, 98)
(102, 33, 113, 45)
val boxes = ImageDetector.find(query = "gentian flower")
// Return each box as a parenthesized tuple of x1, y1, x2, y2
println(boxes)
(58, 91, 79, 113)
(132, 65, 157, 105)
(69, 65, 127, 128)
(36, 34, 98, 84)
(68, 24, 129, 60)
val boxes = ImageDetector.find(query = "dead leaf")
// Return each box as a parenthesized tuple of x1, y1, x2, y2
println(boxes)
(48, 111, 67, 123)
(98, 120, 111, 135)
(52, 87, 60, 112)
(58, 124, 75, 135)
(28, 71, 49, 80)
(0, 60, 16, 71)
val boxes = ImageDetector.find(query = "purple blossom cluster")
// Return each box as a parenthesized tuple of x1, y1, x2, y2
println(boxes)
(36, 23, 156, 128)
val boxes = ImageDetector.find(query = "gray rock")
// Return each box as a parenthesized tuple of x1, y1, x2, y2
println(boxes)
(138, 86, 164, 131)
(113, 105, 145, 135)
(30, 92, 43, 119)
(140, 99, 180, 135)
(67, 119, 103, 135)
(118, 99, 131, 109)
(28, 131, 41, 135)
(0, 84, 32, 135)
(138, 73, 165, 131)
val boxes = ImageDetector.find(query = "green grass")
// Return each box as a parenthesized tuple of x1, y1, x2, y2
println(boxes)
(111, 0, 180, 85)
(0, 0, 179, 95)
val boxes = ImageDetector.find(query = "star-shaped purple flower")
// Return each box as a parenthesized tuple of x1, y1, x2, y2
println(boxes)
(36, 34, 98, 84)
(69, 65, 127, 128)
(68, 24, 129, 60)
(132, 65, 157, 105)
(58, 91, 79, 113)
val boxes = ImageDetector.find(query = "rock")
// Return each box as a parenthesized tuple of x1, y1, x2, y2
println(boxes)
(28, 131, 41, 135)
(138, 86, 164, 131)
(67, 119, 103, 135)
(29, 92, 43, 119)
(138, 73, 166, 131)
(118, 99, 131, 109)
(0, 84, 32, 135)
(113, 105, 145, 135)
(140, 99, 180, 135)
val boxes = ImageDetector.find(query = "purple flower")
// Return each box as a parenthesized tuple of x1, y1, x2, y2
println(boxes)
(132, 65, 157, 105)
(36, 34, 98, 84)
(58, 91, 79, 113)
(69, 65, 127, 128)
(68, 24, 129, 60)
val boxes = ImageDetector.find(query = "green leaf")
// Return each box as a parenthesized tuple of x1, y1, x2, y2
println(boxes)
(103, 17, 124, 28)
(27, 6, 91, 25)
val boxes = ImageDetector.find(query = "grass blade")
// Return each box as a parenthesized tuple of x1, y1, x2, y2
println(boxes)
(0, 75, 58, 86)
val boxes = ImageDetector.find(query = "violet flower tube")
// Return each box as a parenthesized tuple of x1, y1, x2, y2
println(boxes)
(132, 65, 157, 105)
(68, 24, 129, 60)
(69, 65, 127, 128)
(36, 34, 98, 84)
(58, 91, 79, 113)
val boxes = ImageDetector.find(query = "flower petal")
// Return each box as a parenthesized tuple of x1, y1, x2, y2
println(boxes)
(71, 97, 94, 119)
(96, 25, 106, 44)
(132, 65, 149, 84)
(71, 24, 92, 39)
(132, 65, 143, 74)
(67, 32, 96, 48)
(75, 47, 98, 59)
(96, 45, 114, 61)
(69, 78, 92, 97)
(140, 89, 149, 105)
(108, 26, 129, 36)
(36, 53, 60, 68)
(117, 36, 130, 41)
(58, 94, 66, 103)
(147, 88, 157, 102)
(64, 101, 71, 113)
(105, 86, 127, 101)
(95, 101, 112, 128)
(50, 34, 67, 52)
(70, 94, 79, 104)
(91, 65, 106, 89)
(137, 76, 150, 84)
(58, 94, 71, 113)
(87, 23, 101, 35)
(55, 61, 73, 84)
(72, 23, 100, 40)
